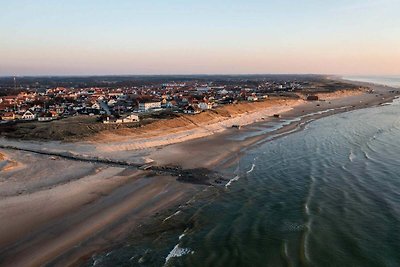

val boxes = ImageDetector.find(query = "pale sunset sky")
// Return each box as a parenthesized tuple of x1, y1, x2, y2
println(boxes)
(0, 0, 399, 76)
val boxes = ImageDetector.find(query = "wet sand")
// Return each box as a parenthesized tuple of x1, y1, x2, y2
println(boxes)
(0, 81, 398, 266)
(0, 151, 199, 266)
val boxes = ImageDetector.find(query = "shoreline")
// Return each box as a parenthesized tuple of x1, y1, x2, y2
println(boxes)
(0, 80, 398, 266)
(149, 82, 397, 170)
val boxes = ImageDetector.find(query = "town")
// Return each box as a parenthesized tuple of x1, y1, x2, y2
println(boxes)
(0, 75, 348, 125)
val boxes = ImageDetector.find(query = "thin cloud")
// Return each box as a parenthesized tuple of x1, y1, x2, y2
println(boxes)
(340, 0, 397, 11)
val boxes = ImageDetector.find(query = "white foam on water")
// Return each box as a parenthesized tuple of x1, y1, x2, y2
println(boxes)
(179, 232, 185, 240)
(164, 245, 191, 265)
(226, 155, 258, 187)
(91, 254, 104, 267)
(246, 163, 256, 174)
(247, 157, 258, 174)
(163, 210, 181, 222)
(284, 241, 289, 259)
(225, 175, 240, 188)
(225, 161, 242, 188)
(303, 224, 311, 264)
(363, 150, 371, 160)
(164, 231, 192, 266)
(302, 175, 316, 264)
(250, 106, 352, 148)
(305, 203, 310, 214)
(304, 175, 316, 216)
(349, 150, 356, 162)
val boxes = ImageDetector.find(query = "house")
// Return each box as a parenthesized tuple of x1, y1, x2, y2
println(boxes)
(183, 105, 201, 114)
(3, 96, 17, 105)
(112, 105, 127, 114)
(198, 101, 213, 110)
(247, 95, 258, 102)
(122, 114, 139, 123)
(38, 116, 54, 122)
(165, 100, 177, 108)
(161, 98, 168, 107)
(138, 101, 161, 112)
(218, 89, 229, 95)
(107, 99, 118, 107)
(22, 110, 36, 121)
(1, 112, 16, 121)
(31, 104, 43, 112)
(103, 114, 139, 124)
(38, 112, 57, 122)
(18, 105, 28, 113)
(91, 102, 101, 109)
(49, 110, 59, 117)
(55, 106, 65, 114)
(196, 87, 211, 93)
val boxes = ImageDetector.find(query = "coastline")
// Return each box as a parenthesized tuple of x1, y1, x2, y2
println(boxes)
(0, 80, 398, 266)
(149, 82, 397, 170)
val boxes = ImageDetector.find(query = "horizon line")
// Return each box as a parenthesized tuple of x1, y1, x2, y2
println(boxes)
(0, 73, 338, 78)
(0, 73, 399, 79)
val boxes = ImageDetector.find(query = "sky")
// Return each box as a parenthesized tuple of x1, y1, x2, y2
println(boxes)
(0, 0, 399, 76)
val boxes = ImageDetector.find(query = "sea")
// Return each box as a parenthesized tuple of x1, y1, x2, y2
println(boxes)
(88, 76, 400, 267)
(344, 75, 400, 88)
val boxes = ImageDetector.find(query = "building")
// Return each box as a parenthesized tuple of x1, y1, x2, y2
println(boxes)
(138, 101, 161, 112)
(91, 102, 101, 109)
(1, 112, 16, 121)
(183, 105, 201, 114)
(38, 116, 54, 122)
(247, 95, 258, 101)
(38, 112, 57, 122)
(107, 99, 118, 107)
(121, 114, 139, 123)
(21, 110, 36, 120)
(103, 114, 140, 124)
(196, 86, 211, 93)
(198, 102, 213, 110)
(218, 89, 229, 95)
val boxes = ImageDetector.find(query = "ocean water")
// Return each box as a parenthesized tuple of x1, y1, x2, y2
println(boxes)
(88, 78, 400, 267)
(344, 75, 400, 88)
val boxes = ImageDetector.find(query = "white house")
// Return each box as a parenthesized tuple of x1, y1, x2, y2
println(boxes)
(122, 114, 139, 123)
(107, 99, 118, 107)
(198, 102, 213, 110)
(139, 101, 161, 112)
(218, 89, 229, 95)
(103, 114, 139, 124)
(38, 116, 54, 122)
(21, 110, 36, 120)
(247, 95, 258, 102)
(196, 87, 211, 93)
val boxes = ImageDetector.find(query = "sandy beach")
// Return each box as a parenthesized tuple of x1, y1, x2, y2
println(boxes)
(0, 150, 199, 266)
(0, 81, 398, 266)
